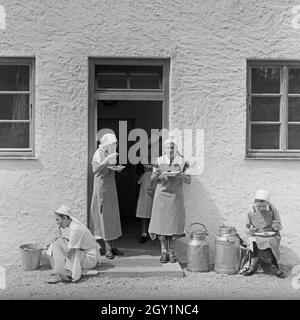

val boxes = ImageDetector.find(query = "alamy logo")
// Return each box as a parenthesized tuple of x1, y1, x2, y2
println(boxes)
(0, 265, 6, 289)
(97, 122, 205, 176)
(0, 5, 6, 30)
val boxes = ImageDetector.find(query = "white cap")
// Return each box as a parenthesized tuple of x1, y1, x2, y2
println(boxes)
(55, 204, 71, 217)
(254, 189, 270, 202)
(99, 133, 117, 146)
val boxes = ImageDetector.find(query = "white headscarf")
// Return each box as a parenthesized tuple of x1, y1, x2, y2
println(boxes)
(54, 204, 83, 227)
(93, 133, 117, 164)
(99, 133, 117, 147)
(254, 189, 270, 203)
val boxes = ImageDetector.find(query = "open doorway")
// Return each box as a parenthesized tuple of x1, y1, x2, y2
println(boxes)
(97, 100, 162, 241)
(88, 58, 170, 251)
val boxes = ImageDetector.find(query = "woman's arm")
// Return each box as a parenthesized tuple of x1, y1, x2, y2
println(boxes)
(270, 203, 282, 231)
(245, 211, 255, 235)
(91, 152, 118, 175)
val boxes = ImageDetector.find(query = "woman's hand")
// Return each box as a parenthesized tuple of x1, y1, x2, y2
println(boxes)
(159, 172, 169, 181)
(246, 227, 256, 236)
(105, 152, 118, 164)
(272, 220, 281, 231)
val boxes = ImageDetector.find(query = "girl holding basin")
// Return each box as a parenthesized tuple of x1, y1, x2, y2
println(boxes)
(148, 138, 191, 263)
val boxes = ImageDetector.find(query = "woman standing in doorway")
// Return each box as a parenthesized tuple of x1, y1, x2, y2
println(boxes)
(90, 133, 124, 259)
(148, 138, 191, 263)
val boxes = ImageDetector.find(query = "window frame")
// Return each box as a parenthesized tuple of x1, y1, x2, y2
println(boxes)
(0, 57, 35, 159)
(246, 59, 300, 159)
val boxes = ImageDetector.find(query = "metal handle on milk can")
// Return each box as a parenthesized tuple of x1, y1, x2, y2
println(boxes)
(188, 223, 208, 237)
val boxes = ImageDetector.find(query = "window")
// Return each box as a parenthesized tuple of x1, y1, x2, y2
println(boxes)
(0, 58, 35, 158)
(96, 65, 162, 91)
(247, 60, 300, 158)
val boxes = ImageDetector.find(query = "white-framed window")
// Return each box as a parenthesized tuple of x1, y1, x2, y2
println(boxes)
(0, 57, 35, 158)
(247, 60, 300, 159)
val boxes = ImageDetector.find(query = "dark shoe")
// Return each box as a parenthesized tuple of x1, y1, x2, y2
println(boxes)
(275, 270, 286, 278)
(243, 268, 256, 276)
(160, 252, 169, 263)
(112, 248, 124, 256)
(99, 247, 106, 255)
(169, 253, 178, 263)
(105, 251, 115, 259)
(139, 235, 149, 244)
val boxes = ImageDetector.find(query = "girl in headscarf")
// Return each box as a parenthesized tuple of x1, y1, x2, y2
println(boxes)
(148, 138, 191, 263)
(243, 189, 285, 278)
(47, 205, 101, 284)
(89, 132, 124, 259)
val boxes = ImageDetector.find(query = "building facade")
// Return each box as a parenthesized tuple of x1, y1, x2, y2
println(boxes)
(1, 0, 300, 265)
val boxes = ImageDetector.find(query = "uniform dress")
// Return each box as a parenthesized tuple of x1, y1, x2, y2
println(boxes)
(136, 166, 154, 219)
(89, 147, 122, 241)
(246, 203, 281, 262)
(148, 154, 190, 240)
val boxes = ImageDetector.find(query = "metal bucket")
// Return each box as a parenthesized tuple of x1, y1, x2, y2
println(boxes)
(19, 243, 42, 271)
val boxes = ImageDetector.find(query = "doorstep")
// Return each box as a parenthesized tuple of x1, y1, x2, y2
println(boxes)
(96, 249, 184, 278)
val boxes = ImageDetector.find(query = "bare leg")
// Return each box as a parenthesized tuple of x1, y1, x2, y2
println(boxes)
(244, 242, 259, 276)
(168, 239, 177, 263)
(159, 238, 168, 263)
(105, 240, 114, 259)
(139, 219, 150, 243)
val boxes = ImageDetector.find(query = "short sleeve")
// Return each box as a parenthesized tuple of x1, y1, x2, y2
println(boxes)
(67, 223, 83, 250)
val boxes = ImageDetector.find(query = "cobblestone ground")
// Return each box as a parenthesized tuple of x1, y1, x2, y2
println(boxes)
(1, 259, 300, 300)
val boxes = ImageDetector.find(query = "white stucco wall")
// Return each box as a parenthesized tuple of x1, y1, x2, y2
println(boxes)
(1, 0, 300, 265)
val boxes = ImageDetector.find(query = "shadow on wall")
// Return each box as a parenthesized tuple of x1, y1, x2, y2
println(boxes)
(177, 177, 300, 268)
(178, 177, 224, 264)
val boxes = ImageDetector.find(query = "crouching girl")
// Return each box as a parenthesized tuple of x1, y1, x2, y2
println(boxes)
(243, 190, 285, 278)
(47, 205, 101, 283)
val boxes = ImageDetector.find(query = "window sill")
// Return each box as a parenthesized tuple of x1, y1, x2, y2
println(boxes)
(0, 154, 38, 160)
(246, 152, 300, 160)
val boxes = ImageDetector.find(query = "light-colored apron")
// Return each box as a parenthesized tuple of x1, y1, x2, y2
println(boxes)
(136, 171, 153, 219)
(148, 156, 186, 239)
(89, 149, 122, 241)
(248, 207, 281, 262)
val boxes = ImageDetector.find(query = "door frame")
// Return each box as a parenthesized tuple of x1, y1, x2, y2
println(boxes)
(87, 57, 170, 226)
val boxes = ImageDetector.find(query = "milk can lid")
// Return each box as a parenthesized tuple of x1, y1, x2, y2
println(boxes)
(218, 225, 236, 236)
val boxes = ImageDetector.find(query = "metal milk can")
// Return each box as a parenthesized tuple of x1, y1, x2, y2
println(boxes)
(187, 223, 209, 272)
(214, 225, 241, 275)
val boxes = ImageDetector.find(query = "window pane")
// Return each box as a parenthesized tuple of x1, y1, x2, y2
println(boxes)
(251, 124, 280, 149)
(98, 74, 127, 89)
(288, 97, 300, 121)
(0, 65, 29, 91)
(130, 74, 160, 89)
(251, 67, 280, 93)
(251, 97, 280, 121)
(289, 68, 300, 94)
(288, 125, 300, 149)
(0, 123, 29, 148)
(0, 94, 29, 120)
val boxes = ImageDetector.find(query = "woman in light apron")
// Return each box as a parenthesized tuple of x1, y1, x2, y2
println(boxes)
(89, 133, 124, 259)
(148, 139, 191, 263)
(242, 189, 285, 278)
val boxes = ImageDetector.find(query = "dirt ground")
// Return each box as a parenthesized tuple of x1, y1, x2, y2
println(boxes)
(1, 249, 300, 300)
